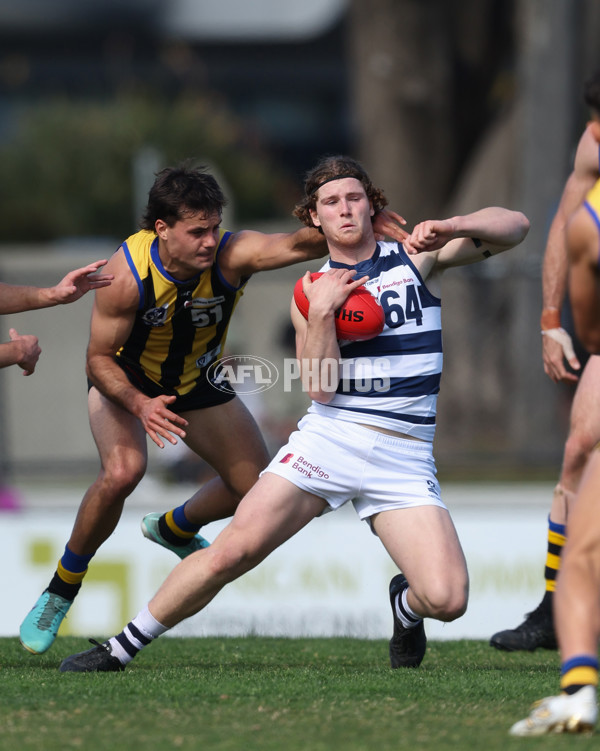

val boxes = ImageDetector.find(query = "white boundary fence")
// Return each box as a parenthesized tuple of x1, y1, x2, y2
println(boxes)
(2, 481, 551, 642)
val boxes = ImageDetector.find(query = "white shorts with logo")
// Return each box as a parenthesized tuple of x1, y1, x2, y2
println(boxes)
(262, 413, 446, 522)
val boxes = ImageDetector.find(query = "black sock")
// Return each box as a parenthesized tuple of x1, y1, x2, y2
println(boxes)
(47, 575, 81, 602)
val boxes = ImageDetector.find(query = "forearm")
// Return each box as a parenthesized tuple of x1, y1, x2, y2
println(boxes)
(299, 313, 342, 403)
(541, 214, 569, 318)
(285, 226, 330, 262)
(0, 341, 22, 368)
(86, 355, 148, 416)
(0, 283, 56, 314)
(452, 207, 530, 247)
(231, 227, 329, 276)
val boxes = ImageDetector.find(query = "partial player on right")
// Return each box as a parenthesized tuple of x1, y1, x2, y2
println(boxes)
(490, 71, 600, 653)
(509, 91, 600, 738)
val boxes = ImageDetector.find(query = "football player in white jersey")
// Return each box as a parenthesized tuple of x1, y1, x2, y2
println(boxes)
(58, 155, 529, 674)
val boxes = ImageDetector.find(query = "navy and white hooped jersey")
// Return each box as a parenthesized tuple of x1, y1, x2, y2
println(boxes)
(307, 241, 442, 442)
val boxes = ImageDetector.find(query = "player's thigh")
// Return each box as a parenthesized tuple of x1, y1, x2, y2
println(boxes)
(563, 450, 600, 561)
(568, 355, 600, 444)
(88, 386, 147, 471)
(373, 505, 468, 594)
(214, 472, 327, 565)
(180, 397, 270, 484)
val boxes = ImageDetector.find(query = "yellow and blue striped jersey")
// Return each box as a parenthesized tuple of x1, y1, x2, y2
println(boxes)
(584, 179, 600, 270)
(585, 179, 600, 222)
(116, 229, 248, 396)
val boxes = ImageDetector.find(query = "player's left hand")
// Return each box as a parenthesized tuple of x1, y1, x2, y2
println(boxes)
(51, 260, 114, 304)
(403, 218, 456, 254)
(373, 209, 408, 243)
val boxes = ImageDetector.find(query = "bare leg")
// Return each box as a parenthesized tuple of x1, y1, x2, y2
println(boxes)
(68, 387, 147, 555)
(551, 356, 600, 522)
(554, 448, 600, 659)
(19, 388, 149, 654)
(490, 358, 600, 651)
(175, 397, 271, 525)
(373, 505, 468, 621)
(509, 450, 600, 736)
(149, 473, 327, 628)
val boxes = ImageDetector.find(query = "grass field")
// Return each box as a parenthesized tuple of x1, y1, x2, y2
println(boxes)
(0, 636, 590, 750)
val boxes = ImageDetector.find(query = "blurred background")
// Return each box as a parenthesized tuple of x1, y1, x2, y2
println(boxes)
(0, 0, 598, 486)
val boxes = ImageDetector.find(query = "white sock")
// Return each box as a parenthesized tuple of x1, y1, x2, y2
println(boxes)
(394, 587, 422, 629)
(108, 606, 169, 665)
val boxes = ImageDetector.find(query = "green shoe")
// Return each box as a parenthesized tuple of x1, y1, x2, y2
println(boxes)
(141, 512, 210, 559)
(20, 590, 72, 654)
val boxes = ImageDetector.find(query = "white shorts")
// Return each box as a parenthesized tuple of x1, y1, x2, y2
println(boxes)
(263, 413, 446, 522)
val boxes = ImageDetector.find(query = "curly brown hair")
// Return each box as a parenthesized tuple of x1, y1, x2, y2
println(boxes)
(293, 155, 388, 231)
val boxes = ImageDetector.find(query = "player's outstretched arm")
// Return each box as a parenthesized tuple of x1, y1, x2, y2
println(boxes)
(45, 259, 114, 305)
(218, 227, 328, 282)
(0, 259, 113, 314)
(403, 207, 530, 266)
(219, 210, 408, 282)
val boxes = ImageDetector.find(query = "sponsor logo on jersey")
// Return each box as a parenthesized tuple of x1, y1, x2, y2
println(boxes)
(142, 304, 169, 327)
(196, 345, 222, 369)
(190, 295, 226, 308)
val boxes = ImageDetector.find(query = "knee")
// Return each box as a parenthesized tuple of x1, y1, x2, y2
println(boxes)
(563, 430, 595, 474)
(99, 458, 146, 498)
(205, 539, 263, 583)
(418, 582, 468, 623)
(224, 469, 263, 502)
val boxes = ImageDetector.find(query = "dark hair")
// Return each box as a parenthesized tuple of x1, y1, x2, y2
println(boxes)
(293, 155, 388, 230)
(140, 161, 227, 230)
(584, 70, 600, 117)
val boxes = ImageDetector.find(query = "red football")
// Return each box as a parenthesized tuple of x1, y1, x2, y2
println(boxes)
(293, 272, 385, 341)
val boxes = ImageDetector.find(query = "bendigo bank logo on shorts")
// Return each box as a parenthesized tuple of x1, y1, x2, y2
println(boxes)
(208, 355, 279, 394)
(287, 455, 330, 480)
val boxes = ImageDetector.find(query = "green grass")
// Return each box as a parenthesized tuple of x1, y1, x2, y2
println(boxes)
(0, 636, 589, 750)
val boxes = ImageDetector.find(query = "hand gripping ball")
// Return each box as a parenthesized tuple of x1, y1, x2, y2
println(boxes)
(293, 272, 385, 341)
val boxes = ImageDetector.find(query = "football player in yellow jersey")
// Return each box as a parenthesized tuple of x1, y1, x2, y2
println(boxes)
(491, 70, 600, 654)
(19, 161, 406, 655)
(510, 76, 600, 737)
